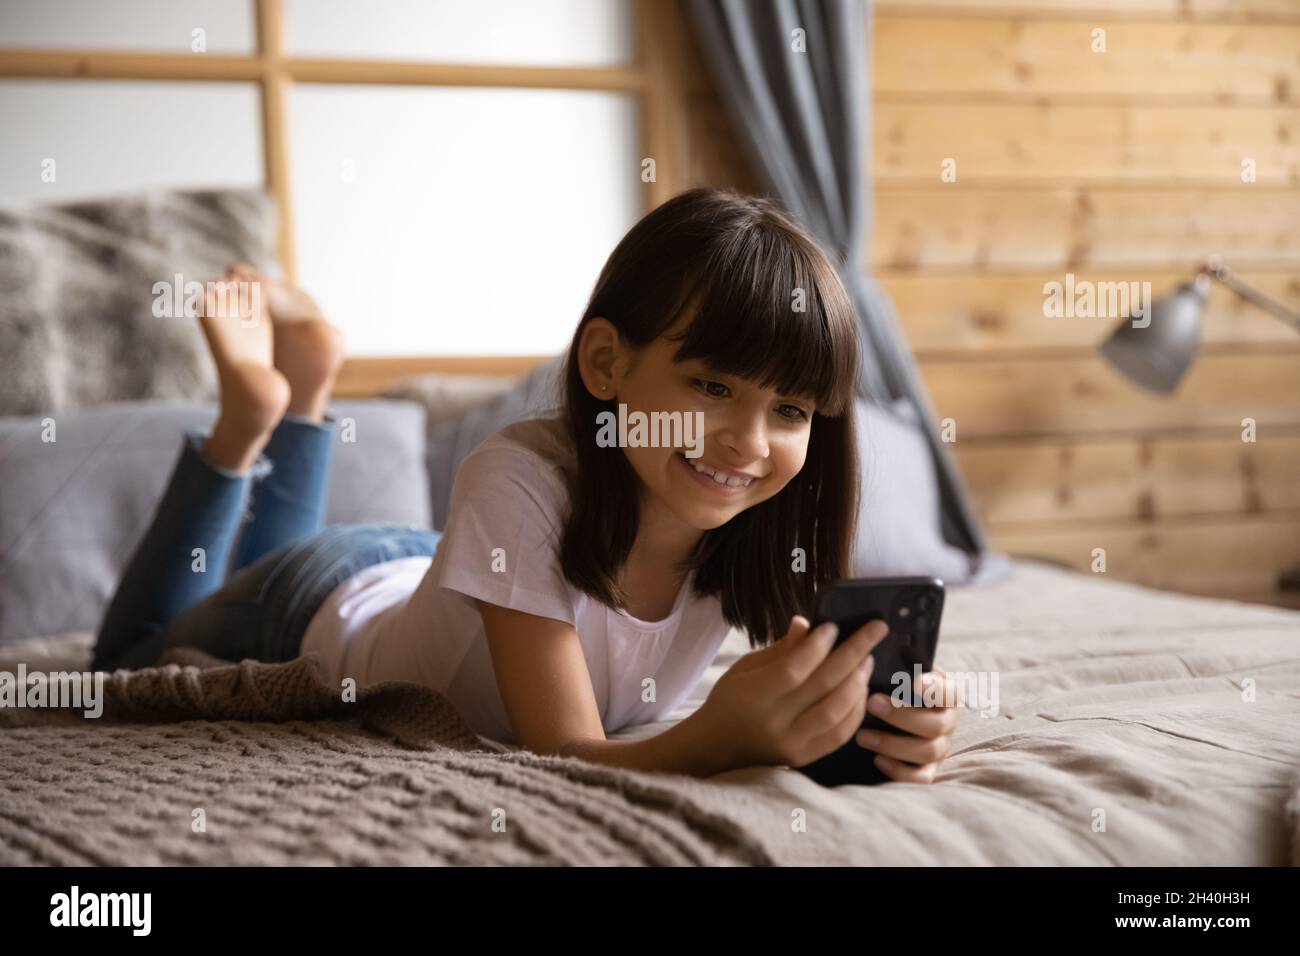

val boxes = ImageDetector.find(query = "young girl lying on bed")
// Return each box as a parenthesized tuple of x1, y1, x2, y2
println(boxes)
(92, 188, 958, 782)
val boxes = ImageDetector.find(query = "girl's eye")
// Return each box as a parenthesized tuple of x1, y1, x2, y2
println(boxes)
(693, 378, 730, 399)
(692, 377, 809, 421)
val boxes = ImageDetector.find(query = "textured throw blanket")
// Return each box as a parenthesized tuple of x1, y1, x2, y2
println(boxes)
(4, 561, 1298, 866)
(0, 189, 275, 415)
(0, 649, 799, 865)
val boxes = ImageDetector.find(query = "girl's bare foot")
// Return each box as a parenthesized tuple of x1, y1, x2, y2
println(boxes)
(229, 262, 345, 422)
(198, 271, 291, 473)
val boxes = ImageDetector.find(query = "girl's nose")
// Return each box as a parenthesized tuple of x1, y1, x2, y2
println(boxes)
(715, 411, 770, 462)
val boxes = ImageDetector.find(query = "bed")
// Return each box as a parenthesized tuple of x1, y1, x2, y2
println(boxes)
(2, 188, 1297, 866)
(3, 557, 1297, 866)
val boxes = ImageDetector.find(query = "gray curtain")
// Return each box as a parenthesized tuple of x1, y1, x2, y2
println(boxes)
(686, 0, 987, 556)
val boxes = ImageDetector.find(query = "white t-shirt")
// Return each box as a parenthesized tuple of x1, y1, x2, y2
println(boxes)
(299, 416, 735, 744)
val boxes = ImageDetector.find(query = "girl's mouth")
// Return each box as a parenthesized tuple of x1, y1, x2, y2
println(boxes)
(677, 452, 756, 495)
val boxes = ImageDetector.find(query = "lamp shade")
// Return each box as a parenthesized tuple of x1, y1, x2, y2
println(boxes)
(1099, 280, 1206, 393)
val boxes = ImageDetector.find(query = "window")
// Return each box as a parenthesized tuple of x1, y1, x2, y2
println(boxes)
(0, 0, 643, 357)
(290, 84, 639, 355)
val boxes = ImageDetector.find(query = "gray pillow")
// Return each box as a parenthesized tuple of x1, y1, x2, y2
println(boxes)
(414, 357, 565, 531)
(0, 189, 277, 415)
(382, 372, 522, 431)
(853, 397, 984, 583)
(0, 399, 430, 644)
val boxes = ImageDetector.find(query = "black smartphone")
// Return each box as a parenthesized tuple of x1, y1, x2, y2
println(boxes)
(793, 576, 945, 787)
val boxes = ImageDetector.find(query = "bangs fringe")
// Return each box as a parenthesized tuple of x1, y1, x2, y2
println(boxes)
(665, 226, 858, 415)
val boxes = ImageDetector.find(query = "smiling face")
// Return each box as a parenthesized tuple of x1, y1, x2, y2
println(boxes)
(578, 314, 816, 533)
(556, 188, 863, 645)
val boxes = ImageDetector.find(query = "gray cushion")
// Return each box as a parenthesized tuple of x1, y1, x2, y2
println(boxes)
(399, 357, 565, 531)
(0, 399, 430, 644)
(382, 372, 523, 431)
(0, 189, 277, 415)
(852, 397, 978, 581)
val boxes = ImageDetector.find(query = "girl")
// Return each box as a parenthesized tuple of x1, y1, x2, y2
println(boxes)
(93, 188, 958, 782)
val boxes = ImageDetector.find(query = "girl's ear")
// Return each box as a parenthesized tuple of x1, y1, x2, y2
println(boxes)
(577, 317, 625, 400)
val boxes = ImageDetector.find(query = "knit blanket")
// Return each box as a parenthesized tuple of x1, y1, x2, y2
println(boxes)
(0, 648, 796, 865)
(4, 561, 1298, 866)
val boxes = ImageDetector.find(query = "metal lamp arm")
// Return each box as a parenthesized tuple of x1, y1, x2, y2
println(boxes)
(1199, 257, 1300, 334)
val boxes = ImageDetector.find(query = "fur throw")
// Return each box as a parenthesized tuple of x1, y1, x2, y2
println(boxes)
(0, 189, 277, 415)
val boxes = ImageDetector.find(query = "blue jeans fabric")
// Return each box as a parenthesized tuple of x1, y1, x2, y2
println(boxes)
(92, 416, 441, 672)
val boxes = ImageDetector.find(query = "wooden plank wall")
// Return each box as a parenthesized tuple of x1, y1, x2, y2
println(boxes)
(320, 0, 1300, 606)
(871, 0, 1300, 604)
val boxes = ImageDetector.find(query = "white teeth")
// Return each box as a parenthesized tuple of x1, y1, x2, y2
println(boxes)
(683, 454, 752, 487)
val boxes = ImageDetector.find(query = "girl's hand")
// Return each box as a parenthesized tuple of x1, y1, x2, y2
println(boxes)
(856, 668, 959, 784)
(695, 614, 890, 771)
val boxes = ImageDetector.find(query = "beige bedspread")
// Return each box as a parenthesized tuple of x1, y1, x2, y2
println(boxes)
(2, 560, 1298, 865)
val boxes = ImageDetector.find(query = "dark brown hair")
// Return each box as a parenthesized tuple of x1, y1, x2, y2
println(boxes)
(559, 187, 860, 647)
